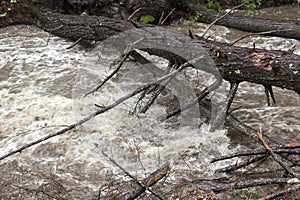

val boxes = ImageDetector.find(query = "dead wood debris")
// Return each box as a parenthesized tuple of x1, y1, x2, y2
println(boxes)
(1, 27, 300, 199)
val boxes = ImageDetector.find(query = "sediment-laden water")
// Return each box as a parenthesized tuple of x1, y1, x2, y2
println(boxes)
(0, 6, 299, 198)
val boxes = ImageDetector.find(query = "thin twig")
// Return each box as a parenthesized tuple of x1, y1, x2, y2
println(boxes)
(158, 68, 222, 122)
(102, 152, 168, 200)
(201, 3, 246, 38)
(215, 154, 267, 173)
(66, 37, 82, 49)
(230, 29, 292, 46)
(258, 183, 300, 200)
(157, 82, 216, 122)
(45, 24, 64, 46)
(127, 8, 141, 21)
(160, 8, 176, 25)
(212, 148, 300, 163)
(226, 113, 278, 146)
(84, 53, 130, 97)
(208, 178, 293, 193)
(257, 131, 300, 178)
(140, 64, 176, 113)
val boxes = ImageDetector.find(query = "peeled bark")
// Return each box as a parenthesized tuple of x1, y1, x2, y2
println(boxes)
(200, 37, 300, 94)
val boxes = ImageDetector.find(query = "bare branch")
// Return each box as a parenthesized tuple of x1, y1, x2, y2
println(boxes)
(102, 152, 169, 200)
(257, 131, 300, 178)
(0, 57, 200, 161)
(201, 3, 246, 38)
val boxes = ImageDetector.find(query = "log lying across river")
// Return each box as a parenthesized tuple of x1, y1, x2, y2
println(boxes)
(198, 10, 300, 40)
(1, 1, 300, 95)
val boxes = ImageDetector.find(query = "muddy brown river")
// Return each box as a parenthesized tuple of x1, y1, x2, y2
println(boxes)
(0, 5, 299, 199)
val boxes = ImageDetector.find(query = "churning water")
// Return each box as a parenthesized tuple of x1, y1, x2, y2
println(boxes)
(0, 25, 233, 198)
(0, 9, 299, 198)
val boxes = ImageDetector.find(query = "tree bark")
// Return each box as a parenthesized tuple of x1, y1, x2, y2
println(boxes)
(41, 12, 300, 95)
(38, 12, 139, 41)
(1, 1, 300, 95)
(197, 10, 300, 40)
(196, 35, 300, 94)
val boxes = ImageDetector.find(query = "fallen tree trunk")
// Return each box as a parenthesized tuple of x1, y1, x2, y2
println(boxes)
(1, 1, 300, 95)
(38, 14, 300, 95)
(197, 10, 300, 40)
(37, 12, 138, 41)
(197, 35, 300, 94)
(0, 1, 139, 41)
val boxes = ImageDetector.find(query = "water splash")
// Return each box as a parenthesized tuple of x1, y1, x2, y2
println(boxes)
(0, 25, 233, 197)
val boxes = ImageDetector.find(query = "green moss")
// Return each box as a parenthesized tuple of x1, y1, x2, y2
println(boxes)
(0, 12, 7, 17)
(139, 15, 155, 24)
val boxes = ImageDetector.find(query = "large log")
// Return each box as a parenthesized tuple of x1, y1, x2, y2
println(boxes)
(0, 1, 138, 40)
(1, 1, 300, 95)
(109, 26, 300, 94)
(197, 10, 300, 40)
(197, 36, 300, 94)
(37, 12, 138, 41)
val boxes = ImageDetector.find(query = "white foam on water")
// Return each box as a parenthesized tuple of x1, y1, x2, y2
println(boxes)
(0, 25, 235, 197)
(1, 23, 299, 198)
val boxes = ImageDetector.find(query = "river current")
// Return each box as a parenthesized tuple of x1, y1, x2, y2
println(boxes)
(0, 6, 299, 198)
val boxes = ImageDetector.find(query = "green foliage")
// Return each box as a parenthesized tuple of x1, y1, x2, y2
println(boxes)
(139, 15, 155, 24)
(192, 11, 202, 21)
(204, 0, 261, 14)
(178, 9, 202, 28)
(0, 12, 7, 17)
(1, 0, 18, 18)
(206, 0, 220, 12)
(242, 0, 262, 14)
(81, 11, 88, 16)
